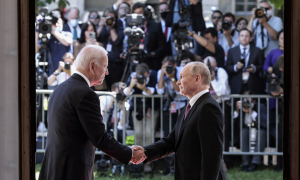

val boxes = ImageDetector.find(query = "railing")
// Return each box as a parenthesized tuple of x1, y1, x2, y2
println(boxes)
(35, 90, 283, 156)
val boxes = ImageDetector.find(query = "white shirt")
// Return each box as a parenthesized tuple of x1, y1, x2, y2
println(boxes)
(234, 44, 256, 72)
(48, 72, 70, 86)
(233, 110, 258, 125)
(67, 21, 81, 39)
(210, 67, 231, 103)
(218, 30, 239, 62)
(161, 20, 171, 42)
(252, 16, 283, 57)
(189, 89, 209, 108)
(75, 71, 91, 87)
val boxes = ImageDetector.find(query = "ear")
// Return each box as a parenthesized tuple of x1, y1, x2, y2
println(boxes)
(195, 74, 201, 84)
(89, 62, 95, 72)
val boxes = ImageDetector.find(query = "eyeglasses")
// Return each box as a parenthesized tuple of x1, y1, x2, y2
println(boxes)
(119, 6, 129, 10)
(89, 15, 100, 19)
(212, 16, 222, 20)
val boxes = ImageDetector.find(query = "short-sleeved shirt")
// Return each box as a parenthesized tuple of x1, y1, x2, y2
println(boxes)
(218, 30, 239, 63)
(252, 16, 283, 57)
(202, 43, 225, 68)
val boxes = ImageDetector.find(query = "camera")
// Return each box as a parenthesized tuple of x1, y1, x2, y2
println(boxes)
(206, 58, 213, 75)
(255, 8, 267, 18)
(136, 75, 145, 84)
(95, 159, 110, 172)
(222, 20, 232, 31)
(124, 14, 145, 51)
(64, 62, 70, 70)
(36, 7, 52, 35)
(116, 83, 126, 102)
(242, 99, 251, 109)
(268, 76, 281, 93)
(135, 107, 144, 121)
(105, 16, 114, 26)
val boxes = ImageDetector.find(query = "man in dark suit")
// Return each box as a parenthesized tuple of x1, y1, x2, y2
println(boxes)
(134, 62, 227, 180)
(225, 28, 265, 95)
(38, 45, 145, 180)
(132, 2, 165, 71)
(159, 2, 172, 58)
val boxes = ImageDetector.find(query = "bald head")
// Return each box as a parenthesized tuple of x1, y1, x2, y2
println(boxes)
(188, 62, 211, 88)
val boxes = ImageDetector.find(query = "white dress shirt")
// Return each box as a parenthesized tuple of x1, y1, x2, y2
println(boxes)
(218, 30, 239, 62)
(189, 89, 209, 108)
(210, 67, 231, 103)
(75, 71, 91, 87)
(161, 20, 171, 42)
(234, 44, 256, 72)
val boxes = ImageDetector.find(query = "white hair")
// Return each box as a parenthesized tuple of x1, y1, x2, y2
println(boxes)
(74, 45, 108, 69)
(188, 62, 211, 87)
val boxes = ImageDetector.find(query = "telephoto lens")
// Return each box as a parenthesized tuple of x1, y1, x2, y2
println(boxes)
(166, 65, 174, 74)
(222, 20, 232, 31)
(255, 8, 266, 18)
(64, 62, 71, 70)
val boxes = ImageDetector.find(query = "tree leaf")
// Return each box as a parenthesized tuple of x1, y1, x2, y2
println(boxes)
(269, 0, 284, 10)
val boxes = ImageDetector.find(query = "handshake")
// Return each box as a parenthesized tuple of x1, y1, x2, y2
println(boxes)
(130, 145, 147, 164)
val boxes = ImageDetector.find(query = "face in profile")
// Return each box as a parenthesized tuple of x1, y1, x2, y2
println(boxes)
(91, 56, 109, 86)
(177, 64, 196, 98)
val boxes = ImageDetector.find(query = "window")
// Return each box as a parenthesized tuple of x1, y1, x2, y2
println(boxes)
(236, 0, 257, 15)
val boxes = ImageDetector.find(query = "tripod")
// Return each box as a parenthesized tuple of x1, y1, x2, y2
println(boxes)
(121, 49, 146, 82)
(36, 40, 54, 126)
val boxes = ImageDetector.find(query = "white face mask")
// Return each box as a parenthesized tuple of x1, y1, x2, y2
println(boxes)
(146, 77, 150, 84)
(70, 19, 79, 27)
(266, 9, 273, 17)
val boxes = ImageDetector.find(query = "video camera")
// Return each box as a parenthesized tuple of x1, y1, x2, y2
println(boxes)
(124, 14, 145, 51)
(36, 7, 52, 35)
(172, 3, 194, 61)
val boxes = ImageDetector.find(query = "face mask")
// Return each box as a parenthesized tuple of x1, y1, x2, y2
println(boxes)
(70, 19, 79, 27)
(266, 9, 273, 17)
(160, 11, 169, 20)
(146, 77, 150, 84)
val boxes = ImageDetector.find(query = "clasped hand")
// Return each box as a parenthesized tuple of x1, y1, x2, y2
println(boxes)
(130, 145, 147, 164)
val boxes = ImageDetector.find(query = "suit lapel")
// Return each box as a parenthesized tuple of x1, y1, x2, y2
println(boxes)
(175, 110, 185, 147)
(234, 46, 241, 64)
(248, 45, 255, 66)
(175, 93, 211, 148)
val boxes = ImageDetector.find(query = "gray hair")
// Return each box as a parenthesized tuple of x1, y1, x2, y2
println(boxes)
(188, 62, 211, 87)
(74, 45, 107, 69)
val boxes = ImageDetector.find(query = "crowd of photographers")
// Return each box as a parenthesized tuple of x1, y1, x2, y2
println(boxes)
(35, 0, 284, 174)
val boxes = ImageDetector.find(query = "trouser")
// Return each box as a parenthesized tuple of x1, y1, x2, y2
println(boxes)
(242, 128, 267, 165)
(132, 110, 159, 146)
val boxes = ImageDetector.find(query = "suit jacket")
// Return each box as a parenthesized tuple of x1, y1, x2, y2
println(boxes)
(158, 21, 172, 58)
(225, 45, 265, 94)
(144, 92, 227, 180)
(38, 74, 132, 180)
(143, 20, 165, 71)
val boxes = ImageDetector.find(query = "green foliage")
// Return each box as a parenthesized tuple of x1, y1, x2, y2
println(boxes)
(35, 0, 70, 12)
(269, 0, 284, 10)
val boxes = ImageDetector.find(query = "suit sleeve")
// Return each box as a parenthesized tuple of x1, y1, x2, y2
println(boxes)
(110, 20, 124, 45)
(143, 127, 176, 163)
(198, 103, 223, 180)
(225, 49, 238, 75)
(76, 91, 132, 164)
(253, 49, 264, 75)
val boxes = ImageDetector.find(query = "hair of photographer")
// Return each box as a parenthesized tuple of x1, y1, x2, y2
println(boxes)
(222, 12, 235, 23)
(204, 27, 218, 42)
(105, 7, 119, 21)
(162, 56, 176, 65)
(88, 11, 101, 26)
(62, 52, 75, 62)
(276, 55, 284, 71)
(78, 21, 97, 43)
(132, 2, 145, 14)
(135, 63, 150, 76)
(235, 18, 248, 31)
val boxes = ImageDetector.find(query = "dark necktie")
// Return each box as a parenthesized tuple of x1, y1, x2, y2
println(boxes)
(242, 48, 246, 59)
(184, 103, 191, 119)
(164, 27, 168, 40)
(73, 28, 78, 40)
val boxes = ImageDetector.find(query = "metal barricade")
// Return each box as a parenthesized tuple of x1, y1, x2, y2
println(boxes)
(36, 89, 283, 157)
(36, 89, 119, 155)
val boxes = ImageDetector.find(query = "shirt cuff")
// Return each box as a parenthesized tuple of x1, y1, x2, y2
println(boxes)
(251, 111, 258, 121)
(156, 84, 164, 94)
(142, 87, 155, 95)
(113, 4, 118, 10)
(124, 87, 134, 96)
(233, 111, 239, 119)
(234, 64, 238, 72)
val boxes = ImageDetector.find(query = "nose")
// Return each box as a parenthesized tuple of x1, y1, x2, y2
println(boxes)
(176, 79, 180, 86)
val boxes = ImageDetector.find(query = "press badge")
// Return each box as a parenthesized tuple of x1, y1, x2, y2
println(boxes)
(170, 102, 177, 113)
(242, 71, 250, 81)
(139, 44, 144, 50)
(106, 44, 112, 52)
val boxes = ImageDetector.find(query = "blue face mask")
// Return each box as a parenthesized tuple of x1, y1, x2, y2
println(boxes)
(70, 19, 79, 27)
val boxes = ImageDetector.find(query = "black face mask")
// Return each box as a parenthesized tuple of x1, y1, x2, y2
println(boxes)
(160, 11, 169, 20)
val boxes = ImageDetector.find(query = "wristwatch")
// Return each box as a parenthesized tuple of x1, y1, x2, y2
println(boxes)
(171, 78, 176, 82)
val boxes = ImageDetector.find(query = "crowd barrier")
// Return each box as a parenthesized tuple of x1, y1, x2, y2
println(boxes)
(36, 90, 283, 157)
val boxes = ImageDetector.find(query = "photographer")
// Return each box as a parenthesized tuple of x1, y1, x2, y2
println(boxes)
(47, 52, 75, 86)
(63, 7, 81, 41)
(211, 10, 223, 31)
(188, 27, 225, 68)
(132, 2, 165, 71)
(97, 7, 125, 90)
(88, 11, 101, 29)
(234, 98, 274, 172)
(217, 13, 239, 63)
(123, 63, 158, 172)
(247, 0, 283, 58)
(36, 10, 73, 76)
(225, 28, 265, 95)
